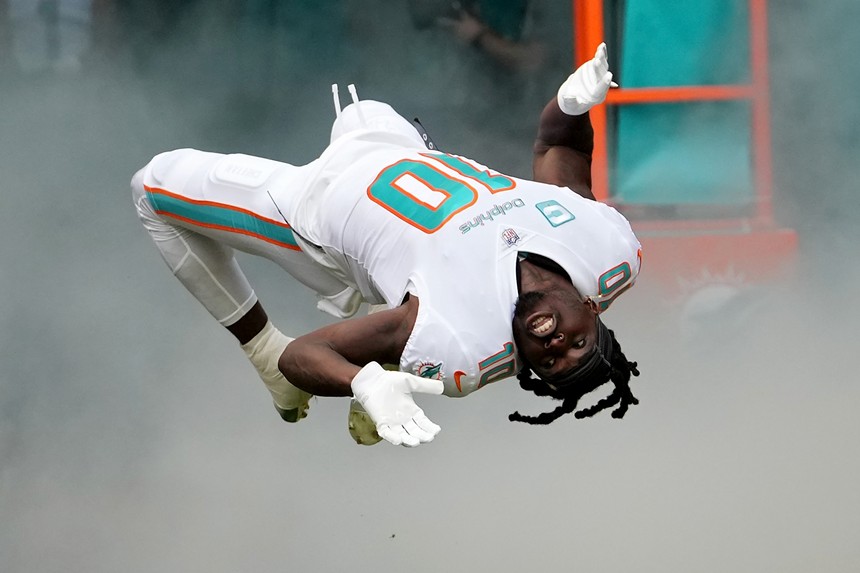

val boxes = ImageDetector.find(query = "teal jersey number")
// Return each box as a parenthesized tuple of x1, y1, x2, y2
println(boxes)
(427, 153, 516, 194)
(595, 262, 634, 311)
(478, 342, 517, 389)
(367, 153, 516, 233)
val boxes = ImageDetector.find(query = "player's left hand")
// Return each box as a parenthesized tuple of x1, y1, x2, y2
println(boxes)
(557, 42, 618, 116)
(350, 362, 443, 447)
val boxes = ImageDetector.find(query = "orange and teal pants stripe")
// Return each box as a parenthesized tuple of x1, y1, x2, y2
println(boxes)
(144, 185, 301, 251)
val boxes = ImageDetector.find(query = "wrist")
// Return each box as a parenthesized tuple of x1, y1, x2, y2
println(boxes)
(557, 86, 583, 116)
(241, 321, 292, 363)
(351, 361, 385, 395)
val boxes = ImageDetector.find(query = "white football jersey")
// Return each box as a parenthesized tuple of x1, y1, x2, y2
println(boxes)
(282, 133, 641, 397)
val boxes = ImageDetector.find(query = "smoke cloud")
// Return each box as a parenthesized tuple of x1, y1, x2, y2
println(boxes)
(1, 2, 858, 572)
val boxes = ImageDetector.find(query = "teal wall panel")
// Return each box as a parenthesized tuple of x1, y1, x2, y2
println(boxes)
(620, 0, 750, 87)
(614, 0, 754, 205)
(614, 101, 753, 205)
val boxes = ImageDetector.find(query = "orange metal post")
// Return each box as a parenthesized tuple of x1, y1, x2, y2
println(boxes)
(571, 0, 796, 295)
(749, 0, 774, 222)
(575, 0, 610, 201)
(576, 0, 775, 217)
(607, 85, 754, 104)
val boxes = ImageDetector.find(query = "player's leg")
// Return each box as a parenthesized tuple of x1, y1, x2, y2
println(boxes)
(131, 149, 336, 421)
(132, 152, 259, 328)
(133, 149, 356, 312)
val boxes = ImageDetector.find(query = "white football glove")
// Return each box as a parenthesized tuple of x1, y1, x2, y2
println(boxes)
(557, 42, 618, 116)
(241, 321, 312, 423)
(350, 362, 444, 447)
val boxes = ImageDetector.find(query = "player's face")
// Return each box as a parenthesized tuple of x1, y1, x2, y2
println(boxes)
(512, 288, 599, 382)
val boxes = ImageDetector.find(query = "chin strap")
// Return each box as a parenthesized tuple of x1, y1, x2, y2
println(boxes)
(544, 318, 613, 391)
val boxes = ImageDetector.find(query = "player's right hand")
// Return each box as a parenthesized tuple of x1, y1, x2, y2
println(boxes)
(557, 42, 618, 116)
(350, 362, 443, 447)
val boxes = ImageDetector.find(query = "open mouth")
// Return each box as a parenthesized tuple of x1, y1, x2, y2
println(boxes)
(527, 312, 556, 338)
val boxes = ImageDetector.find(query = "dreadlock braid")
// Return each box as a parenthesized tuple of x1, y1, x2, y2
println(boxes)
(509, 328, 641, 425)
(509, 399, 578, 424)
(508, 368, 582, 424)
(573, 387, 622, 419)
(514, 368, 554, 397)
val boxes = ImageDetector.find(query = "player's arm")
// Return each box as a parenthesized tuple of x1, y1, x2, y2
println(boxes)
(532, 103, 595, 199)
(532, 43, 616, 200)
(278, 297, 419, 396)
(279, 296, 444, 447)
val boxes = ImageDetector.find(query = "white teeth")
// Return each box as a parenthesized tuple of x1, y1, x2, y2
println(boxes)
(530, 315, 555, 335)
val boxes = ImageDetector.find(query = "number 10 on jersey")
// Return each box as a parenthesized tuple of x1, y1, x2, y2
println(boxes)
(367, 153, 516, 233)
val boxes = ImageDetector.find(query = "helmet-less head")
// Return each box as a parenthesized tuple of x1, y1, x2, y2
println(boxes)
(510, 251, 640, 425)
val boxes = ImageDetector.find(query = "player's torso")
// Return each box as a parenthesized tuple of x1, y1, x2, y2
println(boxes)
(294, 144, 640, 396)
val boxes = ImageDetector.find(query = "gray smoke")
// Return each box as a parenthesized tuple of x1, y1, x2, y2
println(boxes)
(1, 2, 858, 572)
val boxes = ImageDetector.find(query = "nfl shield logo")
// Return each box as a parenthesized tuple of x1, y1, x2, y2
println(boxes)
(502, 228, 520, 246)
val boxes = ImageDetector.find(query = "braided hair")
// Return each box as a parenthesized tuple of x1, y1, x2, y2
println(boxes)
(509, 326, 640, 425)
